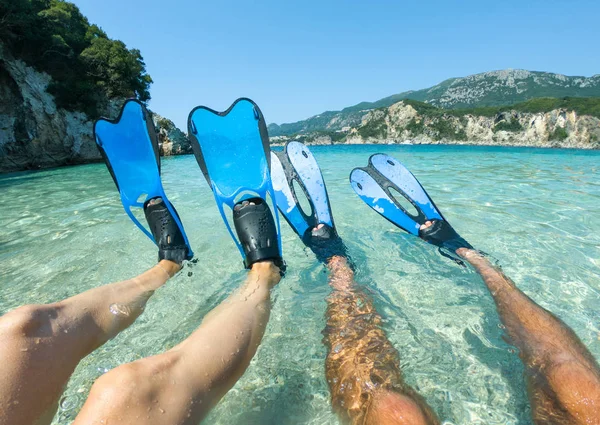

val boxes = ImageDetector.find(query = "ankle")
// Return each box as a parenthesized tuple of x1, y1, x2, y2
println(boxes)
(158, 260, 182, 278)
(456, 247, 480, 259)
(250, 261, 282, 287)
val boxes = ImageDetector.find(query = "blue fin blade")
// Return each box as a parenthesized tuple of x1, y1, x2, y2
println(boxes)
(286, 142, 334, 228)
(188, 98, 282, 259)
(271, 142, 334, 237)
(370, 154, 443, 222)
(350, 154, 443, 235)
(94, 100, 193, 257)
(271, 151, 310, 237)
(350, 168, 421, 235)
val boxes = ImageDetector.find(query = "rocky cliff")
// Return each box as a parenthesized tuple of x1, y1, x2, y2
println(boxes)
(272, 101, 600, 149)
(268, 70, 600, 137)
(0, 44, 190, 173)
(153, 114, 193, 156)
(0, 43, 102, 172)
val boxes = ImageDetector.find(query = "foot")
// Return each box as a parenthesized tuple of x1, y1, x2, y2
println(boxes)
(303, 223, 348, 263)
(418, 219, 472, 251)
(249, 260, 282, 289)
(419, 220, 432, 230)
(309, 223, 337, 239)
(143, 197, 190, 265)
(233, 198, 285, 270)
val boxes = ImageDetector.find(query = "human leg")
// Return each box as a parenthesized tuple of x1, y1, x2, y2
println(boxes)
(456, 248, 600, 424)
(0, 260, 181, 425)
(323, 255, 439, 425)
(0, 196, 190, 425)
(72, 260, 281, 425)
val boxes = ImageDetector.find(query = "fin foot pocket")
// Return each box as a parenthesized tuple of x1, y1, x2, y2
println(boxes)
(233, 198, 285, 271)
(144, 197, 191, 264)
(302, 224, 349, 264)
(418, 220, 473, 251)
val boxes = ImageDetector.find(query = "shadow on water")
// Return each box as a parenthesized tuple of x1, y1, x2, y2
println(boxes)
(0, 173, 49, 187)
(462, 295, 532, 424)
(220, 370, 322, 425)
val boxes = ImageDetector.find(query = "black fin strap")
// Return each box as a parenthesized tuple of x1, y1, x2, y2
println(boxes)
(438, 246, 498, 269)
(302, 225, 354, 267)
(232, 198, 286, 274)
(143, 197, 190, 264)
(418, 220, 473, 251)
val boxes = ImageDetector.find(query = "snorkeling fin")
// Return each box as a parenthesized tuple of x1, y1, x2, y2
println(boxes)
(94, 99, 193, 261)
(271, 141, 348, 262)
(350, 154, 472, 263)
(187, 98, 284, 269)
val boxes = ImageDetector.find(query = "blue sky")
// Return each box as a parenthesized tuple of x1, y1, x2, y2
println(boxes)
(73, 0, 600, 128)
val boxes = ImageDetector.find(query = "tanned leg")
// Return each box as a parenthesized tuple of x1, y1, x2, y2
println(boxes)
(72, 261, 281, 425)
(323, 255, 439, 425)
(0, 260, 181, 425)
(456, 248, 600, 425)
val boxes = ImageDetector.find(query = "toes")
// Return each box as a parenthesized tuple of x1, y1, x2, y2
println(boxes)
(148, 197, 164, 206)
(234, 200, 254, 212)
(419, 220, 433, 230)
(312, 223, 326, 233)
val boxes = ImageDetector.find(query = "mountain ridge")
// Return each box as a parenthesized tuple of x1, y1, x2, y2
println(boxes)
(268, 70, 600, 136)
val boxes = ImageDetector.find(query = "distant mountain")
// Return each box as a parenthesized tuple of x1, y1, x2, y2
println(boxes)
(268, 70, 600, 136)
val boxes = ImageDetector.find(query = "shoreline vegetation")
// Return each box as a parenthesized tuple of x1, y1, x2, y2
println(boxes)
(0, 0, 152, 117)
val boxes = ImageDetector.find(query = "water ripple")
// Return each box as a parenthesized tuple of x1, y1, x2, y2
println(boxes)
(0, 147, 599, 424)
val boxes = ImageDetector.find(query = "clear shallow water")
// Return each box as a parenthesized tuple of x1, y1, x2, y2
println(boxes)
(1, 145, 599, 424)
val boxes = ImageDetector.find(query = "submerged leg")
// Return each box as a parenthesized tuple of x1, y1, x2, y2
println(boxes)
(456, 248, 600, 424)
(0, 260, 181, 425)
(323, 255, 439, 425)
(73, 261, 281, 425)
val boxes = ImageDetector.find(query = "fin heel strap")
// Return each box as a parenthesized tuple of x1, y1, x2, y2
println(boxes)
(418, 220, 473, 251)
(233, 198, 286, 273)
(302, 224, 353, 266)
(143, 198, 190, 264)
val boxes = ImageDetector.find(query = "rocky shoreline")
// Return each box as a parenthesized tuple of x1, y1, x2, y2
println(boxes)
(270, 102, 600, 150)
(271, 138, 598, 150)
(0, 44, 191, 173)
(2, 51, 599, 174)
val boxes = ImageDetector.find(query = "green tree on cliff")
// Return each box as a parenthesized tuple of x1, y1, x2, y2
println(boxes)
(0, 0, 152, 116)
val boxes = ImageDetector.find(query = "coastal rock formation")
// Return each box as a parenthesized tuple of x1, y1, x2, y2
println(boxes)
(0, 44, 105, 172)
(0, 44, 190, 173)
(268, 70, 600, 137)
(152, 114, 192, 156)
(274, 101, 600, 149)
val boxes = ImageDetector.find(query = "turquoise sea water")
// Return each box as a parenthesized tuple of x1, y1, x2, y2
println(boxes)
(1, 145, 599, 424)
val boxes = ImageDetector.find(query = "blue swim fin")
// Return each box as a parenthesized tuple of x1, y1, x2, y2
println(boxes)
(271, 141, 335, 238)
(350, 154, 472, 262)
(187, 98, 283, 266)
(271, 141, 348, 263)
(94, 100, 194, 259)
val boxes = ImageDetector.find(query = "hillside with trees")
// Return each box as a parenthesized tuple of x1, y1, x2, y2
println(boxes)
(0, 0, 152, 116)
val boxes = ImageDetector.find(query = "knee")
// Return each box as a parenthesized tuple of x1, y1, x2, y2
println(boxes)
(89, 354, 177, 406)
(546, 360, 600, 414)
(366, 390, 435, 425)
(89, 363, 147, 407)
(0, 304, 58, 339)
